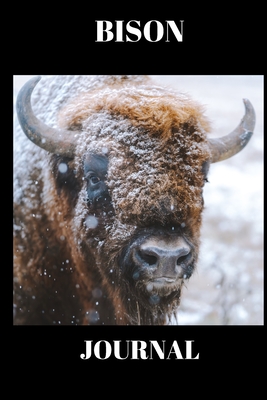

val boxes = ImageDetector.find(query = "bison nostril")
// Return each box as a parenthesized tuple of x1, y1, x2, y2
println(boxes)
(137, 250, 158, 267)
(176, 251, 191, 265)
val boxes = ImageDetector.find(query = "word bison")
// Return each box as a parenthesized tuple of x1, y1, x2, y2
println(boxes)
(13, 75, 255, 325)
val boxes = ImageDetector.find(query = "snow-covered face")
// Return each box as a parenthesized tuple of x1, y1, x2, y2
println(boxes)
(57, 83, 211, 323)
(67, 113, 210, 323)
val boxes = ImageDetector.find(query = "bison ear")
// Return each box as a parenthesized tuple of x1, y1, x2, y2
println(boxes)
(208, 99, 256, 163)
(16, 76, 81, 158)
(50, 154, 80, 201)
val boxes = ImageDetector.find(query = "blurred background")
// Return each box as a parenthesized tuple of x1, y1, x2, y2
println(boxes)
(13, 75, 263, 325)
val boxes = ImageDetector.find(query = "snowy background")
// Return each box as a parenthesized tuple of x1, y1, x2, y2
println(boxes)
(13, 75, 263, 325)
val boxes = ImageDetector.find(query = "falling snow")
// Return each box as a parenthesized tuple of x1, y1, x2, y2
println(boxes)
(58, 163, 68, 173)
(85, 215, 99, 229)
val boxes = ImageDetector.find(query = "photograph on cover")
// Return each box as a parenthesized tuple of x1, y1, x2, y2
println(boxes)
(13, 75, 263, 326)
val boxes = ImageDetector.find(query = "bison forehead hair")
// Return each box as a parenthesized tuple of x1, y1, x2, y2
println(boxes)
(58, 78, 211, 228)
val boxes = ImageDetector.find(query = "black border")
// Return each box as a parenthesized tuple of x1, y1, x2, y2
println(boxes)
(13, 10, 264, 382)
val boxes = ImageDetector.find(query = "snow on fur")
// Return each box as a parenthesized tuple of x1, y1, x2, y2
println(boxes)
(14, 75, 213, 325)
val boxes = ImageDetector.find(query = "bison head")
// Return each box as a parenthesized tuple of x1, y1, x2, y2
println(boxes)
(16, 76, 255, 324)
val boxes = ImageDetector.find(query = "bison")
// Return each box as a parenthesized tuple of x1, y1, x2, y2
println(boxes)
(13, 75, 255, 325)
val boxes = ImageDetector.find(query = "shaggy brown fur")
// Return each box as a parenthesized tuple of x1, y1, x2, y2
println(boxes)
(58, 80, 211, 225)
(14, 75, 211, 325)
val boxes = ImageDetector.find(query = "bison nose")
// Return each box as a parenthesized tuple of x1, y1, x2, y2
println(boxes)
(132, 238, 191, 280)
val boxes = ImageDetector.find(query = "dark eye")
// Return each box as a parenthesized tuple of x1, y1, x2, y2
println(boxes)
(90, 175, 101, 185)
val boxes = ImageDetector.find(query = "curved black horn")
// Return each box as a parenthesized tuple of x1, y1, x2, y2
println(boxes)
(16, 76, 80, 157)
(208, 98, 256, 163)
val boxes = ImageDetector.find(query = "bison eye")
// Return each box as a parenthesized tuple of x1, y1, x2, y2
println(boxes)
(84, 172, 102, 186)
(83, 154, 112, 209)
(89, 175, 101, 185)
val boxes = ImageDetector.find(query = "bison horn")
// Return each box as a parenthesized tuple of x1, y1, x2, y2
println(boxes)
(208, 98, 256, 163)
(16, 76, 80, 158)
